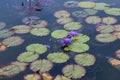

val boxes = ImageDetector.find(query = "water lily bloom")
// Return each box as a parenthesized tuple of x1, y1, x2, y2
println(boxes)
(61, 38, 72, 46)
(68, 31, 78, 37)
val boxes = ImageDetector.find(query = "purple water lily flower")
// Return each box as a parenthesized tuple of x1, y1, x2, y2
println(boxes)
(61, 38, 72, 46)
(68, 31, 78, 37)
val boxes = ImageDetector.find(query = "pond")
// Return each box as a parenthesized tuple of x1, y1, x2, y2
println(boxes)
(0, 0, 120, 80)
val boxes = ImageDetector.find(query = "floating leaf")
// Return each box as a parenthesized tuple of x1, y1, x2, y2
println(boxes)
(114, 25, 120, 32)
(64, 1, 78, 8)
(2, 36, 24, 47)
(115, 49, 120, 59)
(104, 8, 120, 16)
(30, 28, 50, 36)
(54, 75, 71, 80)
(77, 1, 96, 8)
(74, 53, 96, 66)
(24, 74, 41, 80)
(84, 9, 98, 15)
(47, 52, 69, 63)
(102, 17, 117, 25)
(0, 22, 6, 30)
(64, 22, 82, 30)
(113, 32, 120, 39)
(0, 29, 14, 38)
(51, 30, 68, 39)
(85, 16, 101, 24)
(31, 20, 48, 28)
(17, 52, 39, 63)
(54, 10, 70, 18)
(0, 43, 7, 52)
(30, 59, 53, 74)
(94, 3, 110, 10)
(57, 17, 73, 24)
(108, 58, 120, 66)
(62, 64, 86, 79)
(11, 25, 30, 34)
(96, 25, 114, 33)
(26, 43, 47, 54)
(42, 73, 53, 80)
(96, 33, 117, 43)
(72, 11, 88, 18)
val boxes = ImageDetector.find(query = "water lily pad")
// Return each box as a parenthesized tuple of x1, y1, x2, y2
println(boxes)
(114, 25, 120, 32)
(47, 52, 69, 63)
(31, 20, 48, 28)
(0, 22, 6, 30)
(62, 64, 86, 79)
(11, 25, 30, 34)
(42, 73, 53, 80)
(84, 9, 98, 15)
(2, 36, 24, 47)
(57, 17, 73, 24)
(74, 53, 96, 66)
(64, 22, 82, 30)
(72, 11, 88, 18)
(30, 59, 53, 74)
(102, 17, 117, 25)
(26, 43, 47, 54)
(17, 52, 39, 63)
(54, 10, 70, 18)
(54, 75, 71, 80)
(96, 25, 114, 33)
(96, 33, 117, 43)
(0, 29, 14, 38)
(64, 1, 78, 8)
(51, 30, 68, 39)
(85, 16, 101, 24)
(24, 74, 41, 80)
(115, 49, 120, 59)
(77, 1, 96, 8)
(94, 3, 110, 10)
(104, 8, 120, 16)
(30, 28, 50, 36)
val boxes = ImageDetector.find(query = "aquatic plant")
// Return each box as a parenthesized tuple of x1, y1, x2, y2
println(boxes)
(22, 16, 39, 25)
(17, 51, 39, 63)
(64, 22, 82, 30)
(54, 75, 71, 80)
(30, 59, 53, 74)
(108, 58, 120, 66)
(51, 30, 68, 39)
(102, 17, 117, 25)
(85, 16, 101, 24)
(26, 43, 47, 54)
(104, 8, 120, 16)
(62, 64, 86, 79)
(0, 29, 14, 38)
(24, 74, 41, 80)
(94, 3, 110, 10)
(56, 17, 73, 25)
(0, 22, 6, 30)
(31, 20, 48, 28)
(72, 11, 88, 18)
(2, 36, 24, 47)
(77, 1, 96, 8)
(11, 25, 30, 34)
(0, 43, 7, 52)
(84, 9, 98, 15)
(96, 25, 115, 33)
(113, 32, 120, 39)
(68, 31, 78, 37)
(61, 38, 72, 46)
(74, 53, 96, 66)
(95, 33, 117, 43)
(47, 52, 69, 63)
(30, 28, 50, 36)
(54, 10, 70, 18)
(64, 1, 78, 8)
(114, 25, 120, 32)
(115, 49, 120, 59)
(42, 73, 53, 80)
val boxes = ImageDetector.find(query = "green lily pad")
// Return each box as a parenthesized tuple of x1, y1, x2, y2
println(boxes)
(104, 8, 120, 16)
(0, 22, 6, 30)
(94, 3, 110, 10)
(47, 52, 69, 63)
(51, 30, 68, 39)
(0, 29, 14, 38)
(84, 9, 98, 15)
(57, 17, 73, 24)
(74, 53, 96, 66)
(102, 17, 117, 25)
(17, 52, 39, 63)
(64, 22, 82, 30)
(72, 11, 88, 18)
(54, 10, 70, 18)
(30, 59, 53, 74)
(30, 28, 50, 36)
(26, 43, 47, 54)
(62, 64, 86, 79)
(24, 74, 41, 80)
(54, 75, 71, 80)
(85, 16, 101, 24)
(96, 33, 117, 43)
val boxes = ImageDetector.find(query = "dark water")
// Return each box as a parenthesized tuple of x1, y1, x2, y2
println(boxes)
(0, 0, 120, 80)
